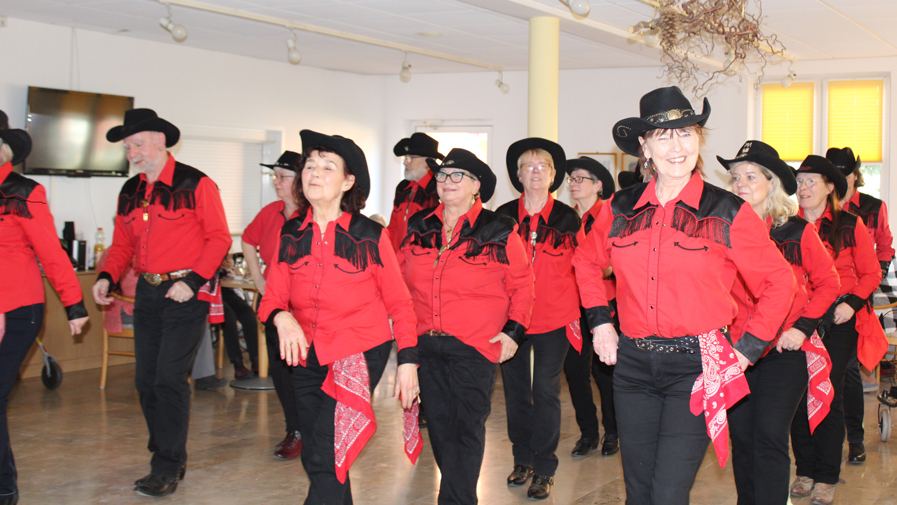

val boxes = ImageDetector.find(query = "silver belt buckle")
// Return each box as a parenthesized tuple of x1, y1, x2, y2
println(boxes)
(147, 273, 162, 286)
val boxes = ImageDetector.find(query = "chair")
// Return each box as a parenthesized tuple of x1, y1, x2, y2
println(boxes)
(100, 292, 136, 389)
(872, 300, 897, 386)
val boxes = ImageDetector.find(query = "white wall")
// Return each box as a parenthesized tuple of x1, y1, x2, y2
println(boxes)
(0, 18, 388, 253)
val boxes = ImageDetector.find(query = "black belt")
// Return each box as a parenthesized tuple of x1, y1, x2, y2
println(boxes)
(630, 327, 728, 354)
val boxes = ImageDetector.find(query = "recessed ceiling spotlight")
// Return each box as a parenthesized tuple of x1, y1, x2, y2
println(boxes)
(415, 32, 442, 37)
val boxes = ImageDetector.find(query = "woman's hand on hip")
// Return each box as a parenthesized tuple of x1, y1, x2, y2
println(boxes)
(275, 311, 308, 366)
(593, 323, 618, 365)
(394, 363, 419, 410)
(776, 328, 807, 353)
(833, 302, 855, 325)
(489, 332, 518, 363)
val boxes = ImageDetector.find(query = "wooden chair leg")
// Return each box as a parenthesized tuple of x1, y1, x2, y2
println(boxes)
(100, 329, 109, 390)
(217, 325, 225, 369)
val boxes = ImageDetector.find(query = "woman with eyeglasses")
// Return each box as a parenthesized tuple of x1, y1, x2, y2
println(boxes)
(241, 151, 305, 461)
(563, 157, 619, 457)
(788, 155, 883, 505)
(720, 142, 839, 505)
(398, 148, 535, 505)
(573, 87, 795, 505)
(495, 138, 582, 500)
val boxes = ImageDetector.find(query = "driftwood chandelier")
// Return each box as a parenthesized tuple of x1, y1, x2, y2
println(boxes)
(630, 0, 788, 97)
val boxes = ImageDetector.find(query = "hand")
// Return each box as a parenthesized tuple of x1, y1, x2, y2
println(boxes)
(275, 311, 308, 366)
(833, 302, 855, 325)
(592, 323, 619, 365)
(734, 349, 751, 371)
(69, 316, 89, 336)
(489, 332, 518, 363)
(602, 266, 614, 279)
(92, 279, 114, 305)
(776, 327, 807, 353)
(394, 363, 419, 410)
(165, 281, 194, 303)
(255, 277, 266, 296)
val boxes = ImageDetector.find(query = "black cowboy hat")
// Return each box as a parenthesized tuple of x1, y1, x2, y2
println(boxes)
(505, 137, 566, 193)
(613, 86, 711, 157)
(0, 129, 32, 166)
(427, 148, 497, 203)
(825, 147, 862, 176)
(300, 129, 370, 198)
(106, 108, 180, 147)
(0, 110, 8, 130)
(260, 150, 301, 172)
(566, 157, 615, 199)
(393, 132, 444, 161)
(796, 155, 847, 199)
(718, 140, 797, 196)
(617, 170, 644, 190)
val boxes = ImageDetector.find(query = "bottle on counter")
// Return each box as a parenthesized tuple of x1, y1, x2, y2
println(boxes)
(93, 227, 106, 269)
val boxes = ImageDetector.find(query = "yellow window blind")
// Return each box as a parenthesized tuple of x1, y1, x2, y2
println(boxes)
(827, 79, 883, 163)
(762, 82, 814, 161)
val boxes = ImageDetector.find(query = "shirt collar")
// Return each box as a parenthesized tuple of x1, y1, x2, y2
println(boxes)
(798, 205, 833, 224)
(139, 153, 175, 186)
(635, 174, 703, 209)
(0, 162, 12, 184)
(518, 192, 555, 222)
(426, 199, 484, 228)
(298, 208, 354, 232)
(416, 170, 433, 189)
(583, 198, 604, 220)
(848, 190, 861, 208)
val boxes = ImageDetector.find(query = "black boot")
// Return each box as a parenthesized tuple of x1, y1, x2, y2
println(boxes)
(135, 465, 186, 486)
(527, 475, 554, 500)
(135, 474, 180, 497)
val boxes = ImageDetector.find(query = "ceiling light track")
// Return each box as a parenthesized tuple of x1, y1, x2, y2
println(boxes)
(155, 0, 503, 72)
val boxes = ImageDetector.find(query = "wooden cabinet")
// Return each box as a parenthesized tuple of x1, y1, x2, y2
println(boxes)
(20, 271, 134, 379)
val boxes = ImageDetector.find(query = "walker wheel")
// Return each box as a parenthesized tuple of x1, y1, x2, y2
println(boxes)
(41, 356, 63, 390)
(881, 406, 892, 442)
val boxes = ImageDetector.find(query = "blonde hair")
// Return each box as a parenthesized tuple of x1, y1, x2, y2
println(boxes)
(517, 148, 554, 170)
(728, 162, 797, 228)
(637, 125, 707, 181)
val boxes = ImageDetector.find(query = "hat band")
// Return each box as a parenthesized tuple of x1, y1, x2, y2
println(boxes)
(646, 108, 696, 125)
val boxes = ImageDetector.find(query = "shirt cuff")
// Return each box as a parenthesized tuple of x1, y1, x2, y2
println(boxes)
(180, 271, 208, 293)
(502, 319, 527, 344)
(64, 301, 88, 321)
(96, 271, 118, 292)
(843, 294, 867, 312)
(583, 306, 613, 331)
(733, 331, 770, 365)
(881, 260, 891, 277)
(397, 347, 419, 366)
(791, 317, 820, 338)
(265, 308, 285, 327)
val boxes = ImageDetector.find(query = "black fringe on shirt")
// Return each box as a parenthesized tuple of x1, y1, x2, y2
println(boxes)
(461, 239, 509, 265)
(0, 197, 31, 219)
(334, 230, 383, 271)
(671, 207, 731, 248)
(609, 207, 655, 239)
(279, 229, 313, 264)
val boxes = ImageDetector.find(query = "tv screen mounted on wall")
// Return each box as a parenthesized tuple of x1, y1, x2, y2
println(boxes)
(24, 87, 134, 177)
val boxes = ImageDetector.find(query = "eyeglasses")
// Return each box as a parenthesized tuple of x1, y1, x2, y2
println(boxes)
(567, 176, 597, 185)
(796, 177, 822, 189)
(520, 162, 553, 172)
(271, 173, 295, 182)
(435, 171, 477, 183)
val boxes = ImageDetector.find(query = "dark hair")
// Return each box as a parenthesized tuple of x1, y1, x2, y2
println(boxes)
(822, 176, 844, 259)
(292, 145, 367, 217)
(852, 168, 865, 188)
(637, 125, 707, 181)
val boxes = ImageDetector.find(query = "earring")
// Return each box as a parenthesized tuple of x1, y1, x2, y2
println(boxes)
(159, 147, 164, 151)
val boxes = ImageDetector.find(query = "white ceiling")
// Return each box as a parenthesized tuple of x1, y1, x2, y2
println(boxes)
(0, 0, 895, 75)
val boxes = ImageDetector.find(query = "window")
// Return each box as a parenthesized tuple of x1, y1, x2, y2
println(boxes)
(760, 77, 887, 198)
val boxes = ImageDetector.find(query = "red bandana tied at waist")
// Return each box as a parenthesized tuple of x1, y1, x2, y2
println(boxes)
(198, 273, 223, 324)
(319, 352, 422, 483)
(690, 328, 750, 468)
(566, 319, 582, 352)
(802, 331, 834, 434)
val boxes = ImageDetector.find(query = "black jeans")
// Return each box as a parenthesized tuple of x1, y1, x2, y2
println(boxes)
(563, 314, 617, 439)
(791, 317, 858, 485)
(843, 352, 864, 444)
(293, 346, 353, 505)
(363, 340, 393, 393)
(500, 326, 568, 477)
(133, 277, 209, 478)
(614, 334, 709, 505)
(0, 303, 43, 497)
(263, 312, 302, 435)
(418, 333, 497, 505)
(728, 348, 808, 505)
(221, 287, 259, 368)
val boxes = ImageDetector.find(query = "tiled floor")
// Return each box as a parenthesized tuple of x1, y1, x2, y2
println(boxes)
(8, 351, 897, 504)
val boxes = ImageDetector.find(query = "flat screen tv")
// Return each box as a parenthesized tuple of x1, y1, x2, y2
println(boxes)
(24, 87, 134, 177)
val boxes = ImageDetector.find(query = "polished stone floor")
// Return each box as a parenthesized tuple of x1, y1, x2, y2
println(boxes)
(8, 351, 897, 504)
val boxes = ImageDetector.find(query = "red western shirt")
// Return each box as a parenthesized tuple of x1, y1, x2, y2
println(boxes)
(386, 171, 439, 251)
(573, 175, 795, 364)
(580, 198, 616, 303)
(844, 190, 895, 264)
(397, 200, 535, 362)
(100, 155, 231, 287)
(799, 207, 881, 302)
(496, 194, 584, 334)
(730, 216, 839, 357)
(0, 162, 86, 319)
(242, 200, 292, 280)
(258, 211, 417, 366)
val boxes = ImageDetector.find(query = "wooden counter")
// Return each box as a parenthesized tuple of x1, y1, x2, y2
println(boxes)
(20, 271, 134, 379)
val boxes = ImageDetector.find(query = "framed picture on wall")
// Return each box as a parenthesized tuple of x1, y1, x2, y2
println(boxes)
(577, 152, 618, 178)
(621, 153, 640, 174)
